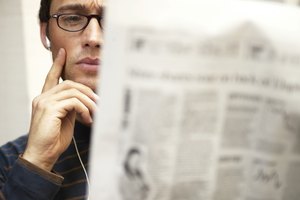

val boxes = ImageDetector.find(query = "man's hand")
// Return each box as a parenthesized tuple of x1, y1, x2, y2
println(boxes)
(22, 48, 98, 171)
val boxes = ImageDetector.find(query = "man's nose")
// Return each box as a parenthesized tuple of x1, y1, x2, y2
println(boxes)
(83, 18, 103, 48)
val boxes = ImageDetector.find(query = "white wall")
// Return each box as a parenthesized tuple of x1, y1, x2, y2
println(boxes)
(0, 0, 51, 144)
(0, 1, 29, 143)
(22, 0, 52, 105)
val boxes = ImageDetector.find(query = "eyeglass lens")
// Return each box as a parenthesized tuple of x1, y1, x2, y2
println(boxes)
(59, 15, 88, 31)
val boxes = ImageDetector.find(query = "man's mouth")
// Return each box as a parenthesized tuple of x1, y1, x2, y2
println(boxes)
(76, 57, 100, 72)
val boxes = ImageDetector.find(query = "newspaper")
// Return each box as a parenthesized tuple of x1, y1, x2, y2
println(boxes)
(89, 0, 300, 199)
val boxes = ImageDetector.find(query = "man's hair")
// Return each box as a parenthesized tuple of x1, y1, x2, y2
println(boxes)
(39, 0, 51, 23)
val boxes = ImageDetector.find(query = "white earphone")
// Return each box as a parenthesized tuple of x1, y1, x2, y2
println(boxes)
(72, 136, 90, 200)
(46, 37, 51, 50)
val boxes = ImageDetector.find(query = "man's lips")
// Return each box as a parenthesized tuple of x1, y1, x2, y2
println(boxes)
(76, 58, 100, 72)
(77, 57, 100, 65)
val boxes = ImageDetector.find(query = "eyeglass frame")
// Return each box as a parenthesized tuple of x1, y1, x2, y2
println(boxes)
(50, 13, 104, 32)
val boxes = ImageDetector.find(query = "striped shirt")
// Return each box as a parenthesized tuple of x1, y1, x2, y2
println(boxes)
(0, 122, 90, 200)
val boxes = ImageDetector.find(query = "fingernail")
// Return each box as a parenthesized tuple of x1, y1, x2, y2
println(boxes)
(58, 48, 64, 56)
(94, 93, 99, 101)
(89, 116, 93, 124)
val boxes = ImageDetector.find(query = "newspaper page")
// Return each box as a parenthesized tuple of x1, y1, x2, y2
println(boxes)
(89, 0, 300, 199)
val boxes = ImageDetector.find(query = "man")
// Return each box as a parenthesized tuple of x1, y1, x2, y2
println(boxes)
(0, 0, 103, 199)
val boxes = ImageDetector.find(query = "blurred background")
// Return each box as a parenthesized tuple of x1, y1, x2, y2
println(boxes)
(0, 0, 299, 144)
(0, 0, 51, 143)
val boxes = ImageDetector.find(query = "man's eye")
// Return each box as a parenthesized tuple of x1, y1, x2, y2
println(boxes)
(62, 15, 84, 23)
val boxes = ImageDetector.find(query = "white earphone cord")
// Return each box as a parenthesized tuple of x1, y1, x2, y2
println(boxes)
(72, 136, 90, 200)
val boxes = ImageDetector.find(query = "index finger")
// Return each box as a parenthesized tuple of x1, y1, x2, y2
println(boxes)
(42, 48, 66, 93)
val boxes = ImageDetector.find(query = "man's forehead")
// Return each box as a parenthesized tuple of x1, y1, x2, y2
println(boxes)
(50, 0, 106, 13)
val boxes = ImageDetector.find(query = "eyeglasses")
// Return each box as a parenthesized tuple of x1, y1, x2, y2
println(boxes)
(50, 14, 104, 32)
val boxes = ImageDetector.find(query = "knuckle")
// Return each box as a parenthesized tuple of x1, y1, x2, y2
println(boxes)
(70, 97, 80, 105)
(63, 80, 74, 87)
(86, 87, 93, 94)
(81, 106, 89, 114)
(32, 97, 39, 108)
(69, 88, 79, 94)
(33, 97, 47, 110)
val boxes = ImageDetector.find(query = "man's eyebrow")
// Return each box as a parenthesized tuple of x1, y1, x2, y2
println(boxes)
(56, 4, 103, 14)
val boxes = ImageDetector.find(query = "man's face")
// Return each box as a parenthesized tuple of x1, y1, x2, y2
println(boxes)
(45, 0, 104, 91)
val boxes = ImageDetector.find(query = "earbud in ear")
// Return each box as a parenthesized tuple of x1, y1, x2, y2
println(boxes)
(46, 37, 51, 50)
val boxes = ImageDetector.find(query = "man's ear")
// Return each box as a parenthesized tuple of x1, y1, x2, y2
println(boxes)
(40, 22, 50, 50)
